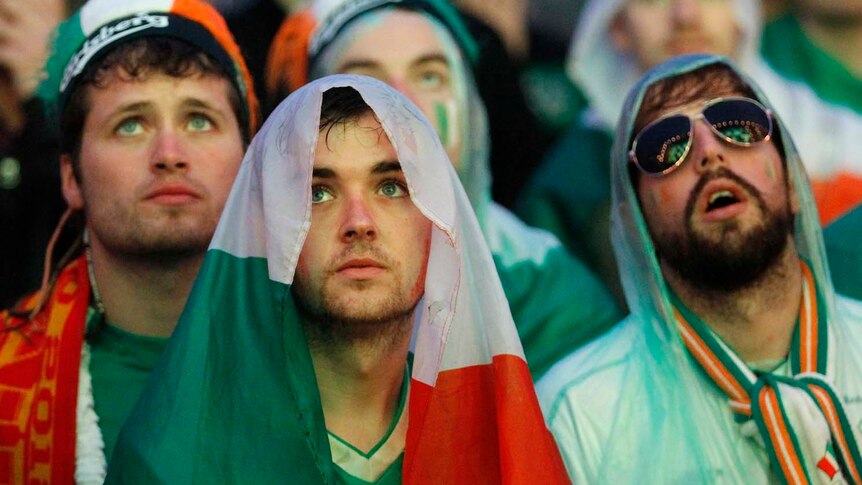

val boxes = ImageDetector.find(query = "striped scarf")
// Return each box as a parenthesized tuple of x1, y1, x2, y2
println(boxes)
(674, 261, 862, 484)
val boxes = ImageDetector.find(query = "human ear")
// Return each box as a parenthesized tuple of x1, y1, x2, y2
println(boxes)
(60, 154, 84, 210)
(609, 10, 634, 54)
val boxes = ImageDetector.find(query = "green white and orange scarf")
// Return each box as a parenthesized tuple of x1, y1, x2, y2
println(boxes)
(674, 261, 862, 484)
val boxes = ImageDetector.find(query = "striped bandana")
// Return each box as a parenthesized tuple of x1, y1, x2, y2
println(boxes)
(673, 261, 862, 484)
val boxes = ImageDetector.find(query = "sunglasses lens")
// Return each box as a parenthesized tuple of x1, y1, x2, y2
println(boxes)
(703, 99, 771, 144)
(633, 115, 692, 174)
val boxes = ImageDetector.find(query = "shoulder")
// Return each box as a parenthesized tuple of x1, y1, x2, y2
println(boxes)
(535, 317, 643, 480)
(833, 294, 862, 332)
(537, 317, 639, 424)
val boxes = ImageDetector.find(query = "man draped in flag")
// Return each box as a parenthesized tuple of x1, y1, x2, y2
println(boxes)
(264, 0, 623, 380)
(538, 54, 862, 483)
(107, 75, 568, 484)
(0, 0, 257, 483)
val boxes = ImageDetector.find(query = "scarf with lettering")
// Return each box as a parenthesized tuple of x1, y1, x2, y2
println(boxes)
(0, 256, 90, 484)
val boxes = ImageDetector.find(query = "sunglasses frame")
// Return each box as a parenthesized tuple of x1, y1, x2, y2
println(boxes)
(629, 96, 774, 177)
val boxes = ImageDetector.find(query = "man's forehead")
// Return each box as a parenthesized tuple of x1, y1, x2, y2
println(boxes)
(334, 9, 448, 65)
(314, 113, 398, 168)
(634, 67, 754, 130)
(87, 72, 232, 109)
(647, 88, 749, 119)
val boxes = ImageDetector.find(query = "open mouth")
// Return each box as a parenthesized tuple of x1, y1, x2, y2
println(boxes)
(706, 189, 740, 212)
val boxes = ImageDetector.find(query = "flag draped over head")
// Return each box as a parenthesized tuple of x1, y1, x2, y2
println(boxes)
(107, 74, 568, 484)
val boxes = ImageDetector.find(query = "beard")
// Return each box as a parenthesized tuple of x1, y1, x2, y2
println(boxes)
(86, 204, 218, 262)
(650, 168, 795, 292)
(292, 243, 423, 352)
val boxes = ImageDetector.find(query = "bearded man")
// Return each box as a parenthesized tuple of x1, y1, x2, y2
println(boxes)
(538, 54, 862, 483)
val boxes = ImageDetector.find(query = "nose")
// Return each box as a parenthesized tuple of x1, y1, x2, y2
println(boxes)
(691, 119, 728, 174)
(152, 129, 189, 172)
(671, 0, 701, 26)
(340, 195, 377, 242)
(389, 78, 422, 107)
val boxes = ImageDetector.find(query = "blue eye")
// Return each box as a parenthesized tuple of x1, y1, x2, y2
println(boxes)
(378, 180, 408, 198)
(188, 114, 213, 132)
(116, 119, 143, 136)
(418, 71, 444, 90)
(311, 185, 334, 204)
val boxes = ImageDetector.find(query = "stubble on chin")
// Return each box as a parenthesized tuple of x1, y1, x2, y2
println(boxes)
(293, 274, 421, 355)
(87, 203, 218, 260)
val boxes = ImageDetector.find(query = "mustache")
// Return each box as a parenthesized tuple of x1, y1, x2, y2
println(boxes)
(684, 167, 764, 221)
(327, 241, 394, 272)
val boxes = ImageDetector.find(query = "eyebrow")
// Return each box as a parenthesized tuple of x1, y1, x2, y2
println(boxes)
(180, 98, 217, 111)
(112, 101, 152, 117)
(109, 97, 218, 120)
(372, 160, 402, 174)
(338, 53, 449, 72)
(311, 160, 402, 179)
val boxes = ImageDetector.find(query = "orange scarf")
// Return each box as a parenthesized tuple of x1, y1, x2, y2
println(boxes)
(0, 256, 90, 484)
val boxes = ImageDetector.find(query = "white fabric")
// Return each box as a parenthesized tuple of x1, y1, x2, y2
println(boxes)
(74, 343, 107, 485)
(79, 0, 174, 34)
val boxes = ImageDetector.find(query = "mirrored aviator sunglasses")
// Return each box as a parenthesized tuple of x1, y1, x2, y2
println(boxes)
(629, 96, 774, 176)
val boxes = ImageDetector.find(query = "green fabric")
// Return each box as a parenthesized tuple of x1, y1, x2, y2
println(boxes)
(520, 62, 588, 134)
(515, 116, 623, 302)
(824, 205, 862, 300)
(87, 314, 168, 464)
(333, 456, 403, 485)
(107, 253, 334, 483)
(761, 13, 862, 114)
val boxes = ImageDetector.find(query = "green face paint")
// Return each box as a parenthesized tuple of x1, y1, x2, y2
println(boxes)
(434, 101, 450, 146)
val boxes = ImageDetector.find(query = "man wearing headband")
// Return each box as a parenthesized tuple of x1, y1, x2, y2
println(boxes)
(518, 0, 862, 303)
(108, 75, 568, 483)
(265, 0, 622, 380)
(0, 0, 257, 481)
(537, 54, 862, 482)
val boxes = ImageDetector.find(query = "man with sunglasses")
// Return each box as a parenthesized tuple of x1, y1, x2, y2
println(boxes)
(518, 0, 862, 306)
(537, 54, 862, 483)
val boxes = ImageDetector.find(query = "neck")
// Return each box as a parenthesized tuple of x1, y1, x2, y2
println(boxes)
(307, 315, 412, 453)
(662, 239, 803, 362)
(799, 13, 862, 77)
(88, 239, 204, 338)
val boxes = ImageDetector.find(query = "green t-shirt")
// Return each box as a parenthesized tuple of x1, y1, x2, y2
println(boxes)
(329, 366, 409, 484)
(86, 311, 169, 463)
